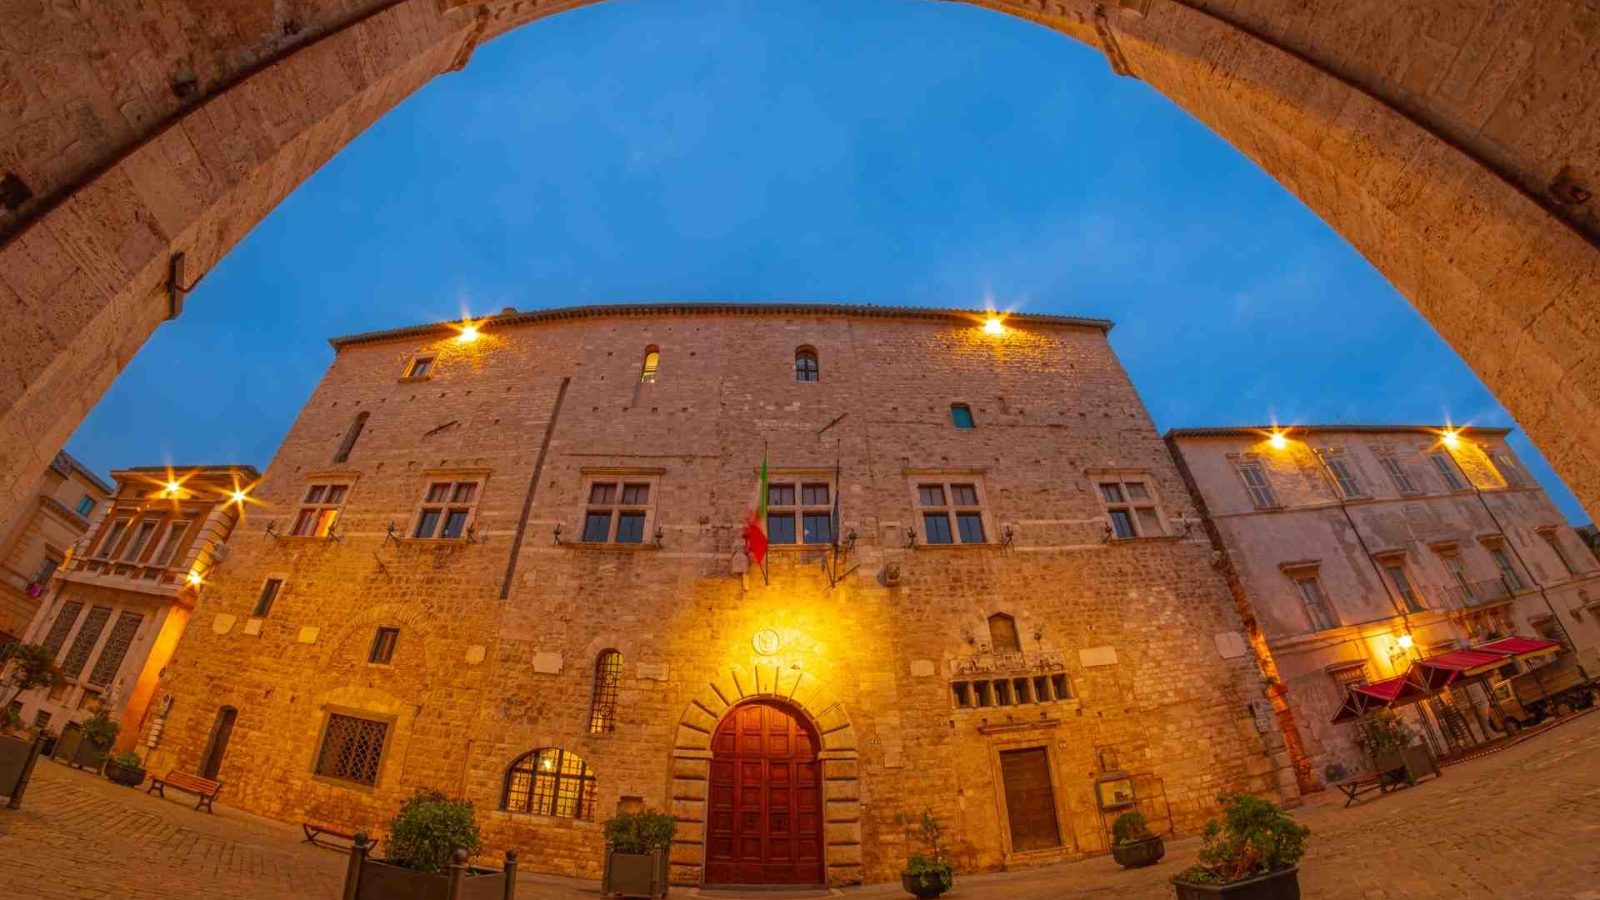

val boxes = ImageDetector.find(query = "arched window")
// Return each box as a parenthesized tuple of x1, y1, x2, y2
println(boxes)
(987, 613, 1021, 653)
(639, 347, 660, 384)
(501, 748, 597, 819)
(795, 347, 820, 382)
(333, 411, 369, 463)
(589, 649, 622, 733)
(951, 404, 975, 429)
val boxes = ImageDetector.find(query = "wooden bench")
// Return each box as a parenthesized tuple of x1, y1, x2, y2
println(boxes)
(147, 770, 222, 813)
(302, 821, 377, 853)
(1331, 766, 1405, 807)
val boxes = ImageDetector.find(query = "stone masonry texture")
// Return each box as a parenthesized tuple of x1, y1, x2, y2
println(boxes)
(0, 0, 1597, 572)
(142, 306, 1291, 885)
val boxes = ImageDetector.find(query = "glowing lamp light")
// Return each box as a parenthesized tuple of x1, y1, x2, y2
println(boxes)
(458, 323, 481, 343)
(186, 571, 203, 586)
(1397, 633, 1415, 650)
(1268, 431, 1288, 450)
(230, 489, 249, 505)
(1441, 429, 1461, 449)
(165, 480, 181, 494)
(983, 316, 1005, 336)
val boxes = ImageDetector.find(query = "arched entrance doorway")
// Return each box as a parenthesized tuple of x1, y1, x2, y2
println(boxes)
(705, 699, 825, 886)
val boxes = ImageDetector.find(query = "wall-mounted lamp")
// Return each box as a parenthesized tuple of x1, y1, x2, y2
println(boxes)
(384, 521, 401, 546)
(552, 522, 564, 545)
(905, 526, 918, 549)
(653, 526, 665, 549)
(1001, 524, 1016, 549)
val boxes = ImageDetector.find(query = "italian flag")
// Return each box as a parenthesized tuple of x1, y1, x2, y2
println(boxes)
(743, 451, 769, 568)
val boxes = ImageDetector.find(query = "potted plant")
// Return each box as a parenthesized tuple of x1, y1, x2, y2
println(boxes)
(0, 642, 58, 709)
(1110, 810, 1165, 869)
(1362, 710, 1436, 786)
(104, 750, 146, 787)
(341, 789, 517, 900)
(896, 810, 954, 898)
(70, 712, 119, 771)
(1171, 794, 1309, 900)
(602, 809, 674, 898)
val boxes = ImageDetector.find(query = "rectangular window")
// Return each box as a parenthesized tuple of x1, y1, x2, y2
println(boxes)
(581, 478, 654, 544)
(1489, 545, 1524, 591)
(293, 483, 349, 538)
(314, 713, 388, 786)
(1531, 616, 1571, 651)
(412, 480, 479, 540)
(253, 578, 284, 617)
(1325, 456, 1366, 499)
(31, 555, 61, 587)
(75, 495, 95, 517)
(950, 405, 975, 429)
(404, 355, 434, 379)
(1540, 530, 1577, 577)
(150, 520, 192, 567)
(952, 683, 972, 708)
(368, 627, 399, 664)
(1488, 451, 1526, 488)
(1236, 462, 1279, 509)
(1097, 475, 1165, 539)
(121, 518, 160, 562)
(916, 479, 986, 545)
(1381, 456, 1419, 495)
(95, 519, 129, 558)
(765, 480, 833, 546)
(1293, 575, 1338, 631)
(1430, 453, 1467, 491)
(1382, 561, 1425, 612)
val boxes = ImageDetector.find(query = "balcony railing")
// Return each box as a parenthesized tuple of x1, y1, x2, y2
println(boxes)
(1442, 575, 1522, 609)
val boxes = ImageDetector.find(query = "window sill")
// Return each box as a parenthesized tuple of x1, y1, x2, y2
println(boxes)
(765, 543, 836, 553)
(398, 375, 432, 384)
(1106, 534, 1182, 544)
(489, 809, 599, 827)
(309, 774, 379, 794)
(565, 542, 658, 552)
(393, 537, 473, 546)
(275, 534, 338, 542)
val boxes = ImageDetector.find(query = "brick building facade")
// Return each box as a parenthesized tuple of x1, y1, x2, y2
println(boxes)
(142, 304, 1293, 885)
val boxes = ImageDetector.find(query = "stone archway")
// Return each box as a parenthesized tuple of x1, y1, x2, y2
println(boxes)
(669, 664, 861, 886)
(1, 1, 1597, 538)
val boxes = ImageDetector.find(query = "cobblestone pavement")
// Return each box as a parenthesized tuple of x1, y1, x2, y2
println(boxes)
(4, 712, 1599, 899)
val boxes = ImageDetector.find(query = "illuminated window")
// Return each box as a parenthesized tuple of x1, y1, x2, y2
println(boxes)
(951, 673, 1069, 709)
(253, 578, 283, 617)
(86, 611, 143, 687)
(581, 478, 656, 544)
(589, 650, 622, 734)
(1380, 455, 1419, 495)
(950, 404, 975, 429)
(987, 613, 1021, 653)
(403, 355, 434, 379)
(334, 412, 369, 464)
(915, 480, 986, 545)
(315, 713, 388, 786)
(368, 627, 399, 664)
(501, 748, 597, 820)
(1097, 475, 1166, 539)
(795, 347, 819, 382)
(1429, 453, 1467, 491)
(766, 480, 834, 545)
(1236, 462, 1279, 509)
(292, 483, 349, 537)
(412, 480, 480, 540)
(639, 347, 660, 384)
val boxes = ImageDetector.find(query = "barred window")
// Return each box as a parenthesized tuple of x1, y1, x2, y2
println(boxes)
(60, 605, 112, 679)
(41, 601, 83, 657)
(502, 748, 597, 819)
(795, 347, 819, 382)
(589, 650, 622, 734)
(87, 611, 143, 687)
(314, 713, 389, 786)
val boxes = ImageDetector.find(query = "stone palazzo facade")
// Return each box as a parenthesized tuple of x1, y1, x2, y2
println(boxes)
(142, 304, 1292, 885)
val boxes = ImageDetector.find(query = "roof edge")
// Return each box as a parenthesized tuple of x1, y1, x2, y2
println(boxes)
(327, 302, 1115, 349)
(1164, 424, 1513, 439)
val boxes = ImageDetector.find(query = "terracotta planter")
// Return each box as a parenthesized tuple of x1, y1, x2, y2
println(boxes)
(104, 759, 145, 787)
(1111, 835, 1165, 868)
(901, 870, 953, 898)
(602, 850, 669, 898)
(1172, 867, 1300, 900)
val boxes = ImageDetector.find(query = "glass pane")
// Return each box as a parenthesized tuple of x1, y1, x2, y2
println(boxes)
(451, 482, 476, 503)
(616, 512, 646, 544)
(621, 483, 650, 505)
(325, 485, 347, 504)
(923, 513, 953, 545)
(956, 513, 985, 544)
(1125, 482, 1149, 500)
(1099, 483, 1123, 503)
(427, 483, 451, 503)
(768, 484, 795, 507)
(803, 513, 833, 545)
(292, 509, 318, 536)
(589, 482, 616, 504)
(767, 513, 796, 545)
(951, 484, 979, 506)
(305, 485, 326, 503)
(582, 512, 612, 543)
(917, 485, 945, 507)
(441, 510, 469, 539)
(1136, 507, 1163, 536)
(254, 579, 282, 617)
(414, 509, 440, 539)
(314, 508, 339, 537)
(801, 483, 829, 506)
(1109, 509, 1136, 539)
(950, 405, 975, 429)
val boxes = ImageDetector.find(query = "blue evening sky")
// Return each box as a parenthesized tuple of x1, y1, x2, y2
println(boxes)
(64, 0, 1587, 521)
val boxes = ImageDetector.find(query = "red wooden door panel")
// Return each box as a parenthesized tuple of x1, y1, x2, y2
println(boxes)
(705, 701, 824, 885)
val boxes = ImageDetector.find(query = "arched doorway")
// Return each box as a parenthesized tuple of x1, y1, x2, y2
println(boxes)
(705, 699, 825, 886)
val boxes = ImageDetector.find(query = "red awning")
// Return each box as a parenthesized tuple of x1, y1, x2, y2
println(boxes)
(1329, 672, 1431, 723)
(1411, 648, 1511, 690)
(1475, 636, 1561, 658)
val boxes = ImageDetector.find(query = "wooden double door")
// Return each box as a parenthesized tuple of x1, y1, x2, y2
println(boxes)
(705, 700, 824, 885)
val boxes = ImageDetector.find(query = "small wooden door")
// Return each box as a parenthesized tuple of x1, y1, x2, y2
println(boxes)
(1000, 747, 1061, 853)
(199, 706, 236, 780)
(705, 701, 824, 885)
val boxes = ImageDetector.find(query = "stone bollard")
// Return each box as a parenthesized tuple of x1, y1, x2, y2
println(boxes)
(342, 831, 370, 900)
(446, 848, 472, 900)
(503, 848, 519, 900)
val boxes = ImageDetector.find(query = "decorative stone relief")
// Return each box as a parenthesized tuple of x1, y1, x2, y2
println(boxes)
(211, 614, 236, 635)
(1079, 645, 1118, 667)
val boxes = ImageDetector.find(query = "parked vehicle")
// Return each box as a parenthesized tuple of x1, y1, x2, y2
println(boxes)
(1490, 651, 1598, 730)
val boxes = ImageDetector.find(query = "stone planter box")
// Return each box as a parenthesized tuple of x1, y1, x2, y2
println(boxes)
(901, 871, 953, 898)
(1111, 835, 1165, 868)
(602, 850, 669, 898)
(104, 759, 146, 787)
(342, 841, 517, 900)
(1373, 745, 1438, 786)
(1173, 867, 1299, 900)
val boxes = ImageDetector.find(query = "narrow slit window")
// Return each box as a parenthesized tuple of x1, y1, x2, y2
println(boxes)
(253, 578, 283, 617)
(368, 627, 400, 664)
(639, 347, 660, 384)
(334, 411, 370, 463)
(950, 404, 975, 429)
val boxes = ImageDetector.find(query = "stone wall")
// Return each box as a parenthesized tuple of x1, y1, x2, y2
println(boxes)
(144, 307, 1289, 883)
